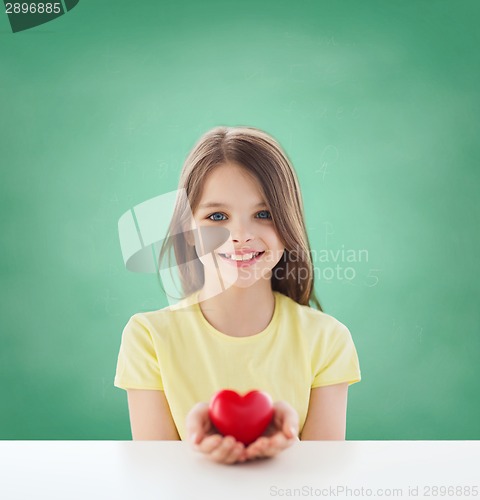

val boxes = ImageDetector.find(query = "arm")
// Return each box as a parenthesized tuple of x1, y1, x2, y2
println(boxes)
(126, 389, 180, 440)
(300, 382, 349, 440)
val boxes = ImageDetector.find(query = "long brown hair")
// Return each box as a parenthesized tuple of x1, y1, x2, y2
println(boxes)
(158, 126, 323, 311)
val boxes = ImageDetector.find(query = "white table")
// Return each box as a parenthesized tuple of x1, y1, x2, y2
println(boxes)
(0, 441, 478, 499)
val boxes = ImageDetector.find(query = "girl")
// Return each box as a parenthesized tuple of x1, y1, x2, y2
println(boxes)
(114, 126, 361, 465)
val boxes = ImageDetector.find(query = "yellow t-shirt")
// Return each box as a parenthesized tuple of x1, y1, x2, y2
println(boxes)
(114, 290, 361, 439)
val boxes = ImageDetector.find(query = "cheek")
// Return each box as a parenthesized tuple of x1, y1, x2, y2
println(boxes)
(260, 224, 277, 238)
(268, 248, 285, 267)
(264, 229, 285, 251)
(263, 236, 285, 266)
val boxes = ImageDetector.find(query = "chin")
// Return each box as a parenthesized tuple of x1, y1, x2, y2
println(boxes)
(232, 272, 274, 289)
(229, 280, 256, 289)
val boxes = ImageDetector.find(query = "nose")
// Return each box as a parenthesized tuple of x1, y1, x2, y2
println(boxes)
(228, 218, 255, 244)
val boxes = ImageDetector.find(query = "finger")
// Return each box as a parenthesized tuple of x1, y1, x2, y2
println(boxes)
(185, 401, 208, 425)
(190, 432, 200, 446)
(209, 435, 237, 463)
(255, 433, 281, 457)
(185, 402, 211, 444)
(273, 407, 285, 428)
(263, 433, 291, 457)
(197, 434, 223, 454)
(252, 431, 295, 459)
(275, 404, 298, 439)
(224, 441, 245, 465)
(284, 423, 299, 440)
(238, 448, 248, 462)
(185, 403, 204, 437)
(245, 436, 270, 459)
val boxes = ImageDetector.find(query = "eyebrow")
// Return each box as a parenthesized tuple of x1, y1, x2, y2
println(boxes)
(198, 201, 268, 210)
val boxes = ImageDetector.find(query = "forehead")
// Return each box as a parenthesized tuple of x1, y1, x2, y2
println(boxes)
(199, 164, 266, 202)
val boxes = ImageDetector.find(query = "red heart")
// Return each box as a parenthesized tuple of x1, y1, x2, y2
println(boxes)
(208, 389, 274, 446)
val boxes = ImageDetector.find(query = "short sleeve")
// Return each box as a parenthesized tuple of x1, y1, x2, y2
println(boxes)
(114, 314, 164, 390)
(312, 323, 361, 388)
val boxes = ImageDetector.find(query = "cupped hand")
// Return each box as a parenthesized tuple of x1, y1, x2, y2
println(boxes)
(185, 402, 247, 465)
(240, 400, 299, 461)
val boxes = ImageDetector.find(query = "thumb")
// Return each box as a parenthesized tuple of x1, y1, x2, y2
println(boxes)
(185, 402, 209, 445)
(279, 406, 298, 439)
(190, 431, 201, 446)
(283, 421, 298, 440)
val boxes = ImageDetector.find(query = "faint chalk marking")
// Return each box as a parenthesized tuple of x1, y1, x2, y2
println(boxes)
(365, 269, 382, 287)
(415, 325, 424, 344)
(315, 145, 339, 180)
(323, 221, 334, 248)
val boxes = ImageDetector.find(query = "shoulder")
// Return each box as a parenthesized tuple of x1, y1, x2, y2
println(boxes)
(122, 295, 198, 341)
(120, 308, 167, 344)
(119, 312, 155, 349)
(276, 291, 348, 331)
(276, 291, 352, 344)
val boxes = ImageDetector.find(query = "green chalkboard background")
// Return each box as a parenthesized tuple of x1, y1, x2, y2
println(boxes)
(1, 0, 479, 440)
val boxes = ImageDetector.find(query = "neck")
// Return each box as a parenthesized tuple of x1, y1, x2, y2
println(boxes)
(198, 280, 275, 337)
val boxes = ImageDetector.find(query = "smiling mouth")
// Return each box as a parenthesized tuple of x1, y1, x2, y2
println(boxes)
(218, 251, 265, 262)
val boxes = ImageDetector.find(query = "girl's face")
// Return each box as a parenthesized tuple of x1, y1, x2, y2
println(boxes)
(191, 163, 285, 290)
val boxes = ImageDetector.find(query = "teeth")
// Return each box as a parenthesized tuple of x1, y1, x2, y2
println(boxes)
(221, 252, 261, 261)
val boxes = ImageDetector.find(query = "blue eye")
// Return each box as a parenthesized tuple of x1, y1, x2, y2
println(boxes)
(257, 210, 272, 219)
(207, 210, 272, 221)
(208, 212, 226, 221)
